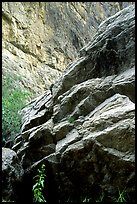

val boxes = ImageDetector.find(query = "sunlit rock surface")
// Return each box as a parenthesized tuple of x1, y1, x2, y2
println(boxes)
(2, 2, 133, 95)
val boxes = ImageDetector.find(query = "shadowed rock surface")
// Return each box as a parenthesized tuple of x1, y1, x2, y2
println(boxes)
(2, 148, 24, 201)
(2, 4, 135, 202)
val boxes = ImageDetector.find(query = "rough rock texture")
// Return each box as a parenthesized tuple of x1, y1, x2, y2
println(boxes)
(11, 5, 135, 202)
(2, 148, 24, 201)
(2, 2, 133, 95)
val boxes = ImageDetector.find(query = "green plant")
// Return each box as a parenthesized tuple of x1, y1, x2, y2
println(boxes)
(96, 192, 104, 202)
(65, 189, 128, 202)
(32, 164, 47, 202)
(2, 73, 32, 144)
(68, 116, 75, 124)
(82, 197, 91, 202)
(115, 189, 126, 202)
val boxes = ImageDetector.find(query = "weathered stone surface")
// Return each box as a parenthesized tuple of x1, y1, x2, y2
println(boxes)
(52, 66, 134, 125)
(2, 148, 24, 201)
(20, 90, 53, 132)
(10, 5, 135, 202)
(2, 2, 133, 95)
(52, 5, 135, 101)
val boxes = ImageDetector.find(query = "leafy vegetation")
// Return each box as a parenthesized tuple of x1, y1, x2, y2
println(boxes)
(68, 116, 75, 124)
(2, 73, 32, 145)
(32, 164, 47, 202)
(83, 190, 126, 202)
(114, 189, 126, 202)
(66, 189, 127, 202)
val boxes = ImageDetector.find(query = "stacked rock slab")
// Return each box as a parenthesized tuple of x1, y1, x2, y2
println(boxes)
(12, 5, 135, 202)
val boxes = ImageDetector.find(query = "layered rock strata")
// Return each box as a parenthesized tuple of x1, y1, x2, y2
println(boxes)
(2, 2, 133, 95)
(11, 5, 135, 202)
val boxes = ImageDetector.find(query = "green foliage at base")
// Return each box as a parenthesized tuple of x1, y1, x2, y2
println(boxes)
(2, 73, 32, 144)
(85, 189, 126, 202)
(66, 189, 127, 202)
(32, 164, 47, 202)
(114, 189, 126, 202)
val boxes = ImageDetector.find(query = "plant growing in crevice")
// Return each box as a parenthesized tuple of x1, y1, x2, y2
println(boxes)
(68, 116, 75, 124)
(65, 189, 127, 202)
(32, 164, 47, 202)
(114, 189, 126, 202)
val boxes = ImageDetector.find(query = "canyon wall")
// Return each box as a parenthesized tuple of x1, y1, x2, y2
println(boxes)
(2, 3, 135, 202)
(2, 2, 133, 95)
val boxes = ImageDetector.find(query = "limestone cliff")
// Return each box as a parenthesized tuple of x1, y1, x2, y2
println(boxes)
(2, 2, 133, 95)
(5, 5, 134, 202)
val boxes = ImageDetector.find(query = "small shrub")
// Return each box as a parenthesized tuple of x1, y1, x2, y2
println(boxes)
(32, 164, 47, 202)
(2, 73, 32, 144)
(114, 189, 126, 202)
(68, 116, 75, 124)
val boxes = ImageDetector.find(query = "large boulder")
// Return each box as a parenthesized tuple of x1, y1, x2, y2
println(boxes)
(57, 93, 135, 201)
(2, 148, 24, 202)
(12, 5, 135, 202)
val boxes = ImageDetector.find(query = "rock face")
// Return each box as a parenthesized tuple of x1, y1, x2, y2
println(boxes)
(2, 2, 133, 95)
(2, 148, 24, 201)
(11, 5, 135, 202)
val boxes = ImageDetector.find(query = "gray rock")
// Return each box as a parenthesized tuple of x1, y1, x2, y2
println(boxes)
(52, 5, 135, 101)
(3, 2, 133, 95)
(20, 90, 53, 132)
(2, 148, 24, 201)
(11, 5, 135, 202)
